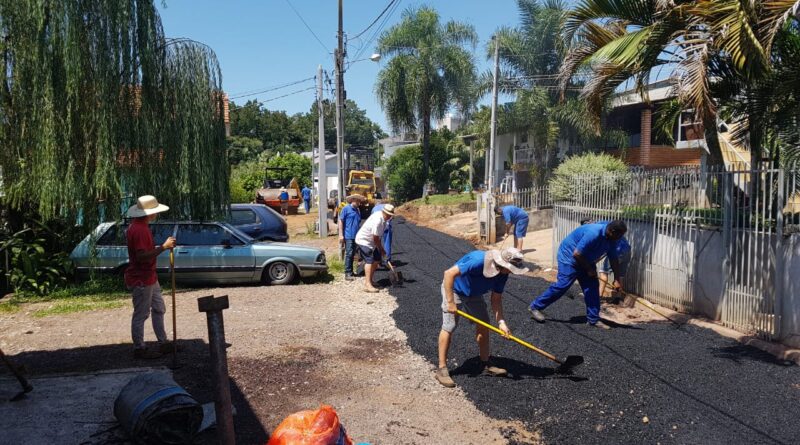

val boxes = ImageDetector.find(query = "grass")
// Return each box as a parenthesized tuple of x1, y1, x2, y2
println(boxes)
(0, 276, 129, 317)
(408, 193, 476, 206)
(327, 256, 345, 275)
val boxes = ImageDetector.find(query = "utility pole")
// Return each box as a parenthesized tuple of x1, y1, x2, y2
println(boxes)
(488, 37, 500, 193)
(317, 65, 328, 237)
(335, 0, 346, 205)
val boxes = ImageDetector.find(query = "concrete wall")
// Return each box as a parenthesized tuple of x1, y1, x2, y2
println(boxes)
(782, 236, 800, 348)
(495, 208, 553, 237)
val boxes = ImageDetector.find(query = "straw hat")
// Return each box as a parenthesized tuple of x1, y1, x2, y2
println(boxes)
(126, 195, 169, 218)
(381, 204, 396, 216)
(484, 248, 529, 277)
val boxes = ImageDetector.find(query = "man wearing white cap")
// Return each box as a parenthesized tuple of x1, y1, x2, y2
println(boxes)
(354, 203, 395, 292)
(435, 247, 529, 388)
(125, 195, 176, 359)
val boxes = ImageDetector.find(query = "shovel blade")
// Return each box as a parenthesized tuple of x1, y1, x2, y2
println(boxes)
(555, 355, 584, 374)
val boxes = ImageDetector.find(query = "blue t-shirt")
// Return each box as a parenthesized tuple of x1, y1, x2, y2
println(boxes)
(558, 222, 619, 266)
(453, 251, 508, 297)
(502, 206, 528, 224)
(301, 187, 311, 200)
(339, 204, 361, 240)
(279, 191, 289, 201)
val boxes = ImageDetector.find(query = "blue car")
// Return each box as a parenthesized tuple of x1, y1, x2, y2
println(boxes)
(228, 203, 289, 242)
(70, 220, 326, 285)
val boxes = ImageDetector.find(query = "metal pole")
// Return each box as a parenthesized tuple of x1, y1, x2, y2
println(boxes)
(488, 37, 500, 193)
(318, 65, 328, 237)
(197, 295, 235, 445)
(335, 0, 345, 205)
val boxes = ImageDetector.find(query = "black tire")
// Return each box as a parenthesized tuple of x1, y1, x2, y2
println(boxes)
(263, 261, 296, 285)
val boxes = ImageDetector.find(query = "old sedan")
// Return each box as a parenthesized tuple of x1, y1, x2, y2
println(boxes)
(70, 221, 327, 285)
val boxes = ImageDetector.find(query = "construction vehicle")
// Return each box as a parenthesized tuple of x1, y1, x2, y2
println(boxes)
(255, 167, 301, 215)
(336, 147, 384, 219)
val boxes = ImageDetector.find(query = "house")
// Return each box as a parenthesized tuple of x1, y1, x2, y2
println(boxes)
(301, 149, 338, 199)
(490, 79, 710, 190)
(435, 113, 463, 133)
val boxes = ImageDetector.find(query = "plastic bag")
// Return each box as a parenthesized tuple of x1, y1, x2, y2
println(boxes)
(267, 405, 353, 445)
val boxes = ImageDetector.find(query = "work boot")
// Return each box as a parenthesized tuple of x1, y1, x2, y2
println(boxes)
(480, 362, 508, 377)
(528, 307, 546, 323)
(589, 320, 611, 330)
(344, 274, 355, 281)
(434, 367, 456, 388)
(133, 348, 162, 360)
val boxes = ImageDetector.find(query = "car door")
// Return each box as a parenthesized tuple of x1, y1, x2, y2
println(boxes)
(230, 208, 262, 239)
(174, 223, 255, 283)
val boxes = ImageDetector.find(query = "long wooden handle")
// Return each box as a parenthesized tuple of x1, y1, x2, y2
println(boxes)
(455, 310, 560, 364)
(170, 249, 177, 349)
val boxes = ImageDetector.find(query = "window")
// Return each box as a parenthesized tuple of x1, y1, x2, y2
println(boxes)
(151, 224, 176, 245)
(97, 224, 126, 246)
(177, 224, 242, 246)
(230, 209, 259, 225)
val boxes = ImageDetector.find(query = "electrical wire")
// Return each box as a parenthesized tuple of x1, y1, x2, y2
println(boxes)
(283, 0, 330, 53)
(351, 0, 402, 62)
(229, 86, 316, 110)
(228, 77, 316, 100)
(351, 0, 397, 40)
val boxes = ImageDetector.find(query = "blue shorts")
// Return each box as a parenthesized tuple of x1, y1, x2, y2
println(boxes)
(357, 244, 382, 264)
(514, 217, 529, 238)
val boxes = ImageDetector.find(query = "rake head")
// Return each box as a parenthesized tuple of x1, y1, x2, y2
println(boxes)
(555, 355, 584, 374)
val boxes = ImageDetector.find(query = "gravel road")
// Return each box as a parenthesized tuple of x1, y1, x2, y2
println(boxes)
(386, 218, 800, 445)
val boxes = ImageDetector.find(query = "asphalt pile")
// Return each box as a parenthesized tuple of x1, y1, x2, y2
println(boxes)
(385, 218, 800, 445)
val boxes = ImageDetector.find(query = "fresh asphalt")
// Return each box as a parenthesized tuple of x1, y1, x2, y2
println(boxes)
(383, 218, 800, 445)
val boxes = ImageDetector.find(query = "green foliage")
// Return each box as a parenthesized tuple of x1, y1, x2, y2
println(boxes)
(230, 161, 267, 203)
(408, 193, 476, 206)
(0, 0, 228, 227)
(266, 153, 312, 188)
(227, 136, 265, 165)
(385, 130, 457, 203)
(549, 153, 630, 201)
(1, 276, 128, 317)
(1, 228, 73, 296)
(376, 6, 478, 184)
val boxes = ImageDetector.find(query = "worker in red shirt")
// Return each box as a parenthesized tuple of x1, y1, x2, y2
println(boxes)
(125, 195, 176, 359)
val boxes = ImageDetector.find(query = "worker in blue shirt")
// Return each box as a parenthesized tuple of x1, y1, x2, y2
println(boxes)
(495, 205, 529, 250)
(528, 220, 628, 330)
(278, 187, 289, 216)
(338, 195, 363, 280)
(575, 219, 632, 302)
(371, 202, 392, 264)
(301, 186, 312, 214)
(435, 248, 529, 388)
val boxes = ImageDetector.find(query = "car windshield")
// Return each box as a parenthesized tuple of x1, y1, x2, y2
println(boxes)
(350, 177, 373, 185)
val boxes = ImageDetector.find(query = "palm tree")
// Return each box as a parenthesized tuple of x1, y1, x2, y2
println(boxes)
(558, 0, 800, 166)
(375, 6, 478, 194)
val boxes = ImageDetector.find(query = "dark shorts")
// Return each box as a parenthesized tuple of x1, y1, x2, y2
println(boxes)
(357, 244, 381, 264)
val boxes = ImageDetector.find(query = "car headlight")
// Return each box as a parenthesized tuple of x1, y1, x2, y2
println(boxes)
(315, 253, 326, 264)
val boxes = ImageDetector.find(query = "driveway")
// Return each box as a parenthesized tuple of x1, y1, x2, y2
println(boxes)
(387, 218, 800, 444)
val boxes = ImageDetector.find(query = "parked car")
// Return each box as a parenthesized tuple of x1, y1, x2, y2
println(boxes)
(228, 203, 288, 242)
(70, 221, 326, 285)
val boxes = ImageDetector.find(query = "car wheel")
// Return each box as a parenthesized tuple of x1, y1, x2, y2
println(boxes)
(263, 261, 296, 285)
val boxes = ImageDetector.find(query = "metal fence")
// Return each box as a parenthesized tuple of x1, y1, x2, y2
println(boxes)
(552, 163, 800, 340)
(495, 185, 552, 210)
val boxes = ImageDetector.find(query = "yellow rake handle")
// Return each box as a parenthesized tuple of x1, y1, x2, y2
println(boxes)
(455, 309, 560, 364)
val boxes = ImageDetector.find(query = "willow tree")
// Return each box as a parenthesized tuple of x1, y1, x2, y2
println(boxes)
(0, 0, 228, 229)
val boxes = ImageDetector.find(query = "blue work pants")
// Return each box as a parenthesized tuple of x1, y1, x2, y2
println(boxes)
(344, 239, 356, 276)
(531, 262, 601, 324)
(304, 199, 311, 213)
(382, 223, 392, 262)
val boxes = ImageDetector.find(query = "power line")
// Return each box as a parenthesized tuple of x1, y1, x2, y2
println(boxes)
(230, 86, 317, 110)
(228, 77, 316, 99)
(352, 0, 402, 62)
(351, 0, 396, 40)
(283, 0, 330, 53)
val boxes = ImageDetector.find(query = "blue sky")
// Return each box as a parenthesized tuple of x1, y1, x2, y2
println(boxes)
(156, 1, 520, 133)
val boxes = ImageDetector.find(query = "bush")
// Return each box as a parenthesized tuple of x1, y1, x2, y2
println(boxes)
(1, 228, 73, 296)
(549, 152, 631, 202)
(385, 130, 454, 204)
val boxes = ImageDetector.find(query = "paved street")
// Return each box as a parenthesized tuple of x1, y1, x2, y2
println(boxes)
(386, 218, 800, 444)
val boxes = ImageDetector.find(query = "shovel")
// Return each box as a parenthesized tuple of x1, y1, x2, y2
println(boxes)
(455, 310, 584, 374)
(386, 261, 403, 286)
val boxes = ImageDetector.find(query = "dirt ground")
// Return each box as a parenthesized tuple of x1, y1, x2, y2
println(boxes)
(0, 272, 538, 444)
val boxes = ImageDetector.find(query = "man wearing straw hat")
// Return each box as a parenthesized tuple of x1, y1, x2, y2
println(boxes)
(125, 195, 176, 359)
(435, 247, 529, 388)
(354, 203, 395, 292)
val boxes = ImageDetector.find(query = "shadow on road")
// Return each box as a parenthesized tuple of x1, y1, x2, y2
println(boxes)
(548, 315, 644, 330)
(710, 344, 796, 367)
(451, 356, 590, 382)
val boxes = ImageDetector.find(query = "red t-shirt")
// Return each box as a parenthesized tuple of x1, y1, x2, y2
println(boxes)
(124, 219, 158, 287)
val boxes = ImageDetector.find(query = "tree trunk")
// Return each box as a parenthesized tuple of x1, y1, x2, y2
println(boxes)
(421, 109, 431, 197)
